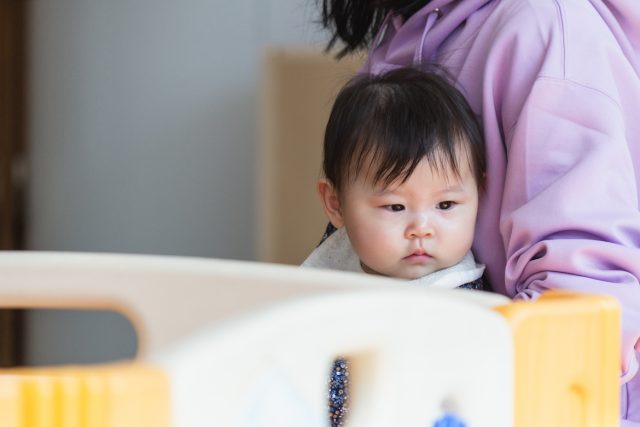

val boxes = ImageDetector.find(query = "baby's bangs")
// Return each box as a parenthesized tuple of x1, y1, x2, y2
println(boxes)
(344, 124, 471, 190)
(324, 68, 485, 193)
(340, 129, 384, 187)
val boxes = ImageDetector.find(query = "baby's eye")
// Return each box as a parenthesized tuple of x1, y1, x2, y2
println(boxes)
(384, 204, 405, 212)
(437, 201, 456, 210)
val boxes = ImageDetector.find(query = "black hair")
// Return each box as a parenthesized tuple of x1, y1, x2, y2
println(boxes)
(319, 0, 431, 57)
(323, 67, 485, 194)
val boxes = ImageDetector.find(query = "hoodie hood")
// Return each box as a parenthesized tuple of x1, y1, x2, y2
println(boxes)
(596, 0, 640, 71)
(365, 0, 494, 74)
(364, 0, 640, 76)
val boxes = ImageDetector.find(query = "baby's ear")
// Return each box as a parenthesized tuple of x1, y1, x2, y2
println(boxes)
(317, 179, 344, 228)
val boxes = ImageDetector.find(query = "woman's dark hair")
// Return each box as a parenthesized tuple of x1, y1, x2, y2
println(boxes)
(323, 67, 485, 194)
(320, 0, 431, 57)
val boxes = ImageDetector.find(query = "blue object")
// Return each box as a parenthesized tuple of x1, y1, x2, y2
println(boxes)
(329, 358, 349, 427)
(432, 413, 467, 427)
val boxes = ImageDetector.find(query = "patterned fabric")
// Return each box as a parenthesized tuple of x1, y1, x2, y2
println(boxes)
(320, 222, 338, 246)
(328, 358, 349, 427)
(458, 276, 485, 290)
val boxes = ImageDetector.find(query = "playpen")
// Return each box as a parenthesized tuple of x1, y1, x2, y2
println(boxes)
(0, 251, 620, 426)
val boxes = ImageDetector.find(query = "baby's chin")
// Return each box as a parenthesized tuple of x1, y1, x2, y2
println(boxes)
(385, 264, 440, 280)
(361, 262, 431, 280)
(394, 270, 430, 280)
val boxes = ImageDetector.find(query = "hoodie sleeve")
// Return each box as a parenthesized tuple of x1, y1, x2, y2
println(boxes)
(502, 75, 640, 383)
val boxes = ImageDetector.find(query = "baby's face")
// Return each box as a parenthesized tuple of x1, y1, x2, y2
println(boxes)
(340, 157, 479, 280)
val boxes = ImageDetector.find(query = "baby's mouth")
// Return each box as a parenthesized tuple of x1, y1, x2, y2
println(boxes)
(403, 249, 432, 260)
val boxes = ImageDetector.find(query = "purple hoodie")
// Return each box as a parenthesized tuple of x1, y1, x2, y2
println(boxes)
(362, 0, 640, 422)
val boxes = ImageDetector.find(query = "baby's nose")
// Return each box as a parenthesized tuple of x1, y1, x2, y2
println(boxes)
(405, 215, 434, 239)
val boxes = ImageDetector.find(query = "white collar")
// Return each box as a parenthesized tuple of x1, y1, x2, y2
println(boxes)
(301, 227, 484, 289)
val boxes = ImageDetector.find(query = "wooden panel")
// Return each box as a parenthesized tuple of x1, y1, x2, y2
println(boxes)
(0, 0, 26, 367)
(495, 292, 620, 427)
(258, 48, 362, 265)
(0, 0, 25, 250)
(0, 310, 21, 367)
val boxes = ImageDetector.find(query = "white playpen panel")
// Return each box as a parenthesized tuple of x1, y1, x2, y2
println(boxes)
(0, 252, 513, 426)
(157, 289, 514, 427)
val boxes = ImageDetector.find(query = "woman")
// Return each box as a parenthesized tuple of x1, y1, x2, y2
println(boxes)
(318, 0, 640, 423)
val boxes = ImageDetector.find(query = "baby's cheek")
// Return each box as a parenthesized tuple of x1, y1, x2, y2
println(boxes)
(353, 229, 390, 259)
(363, 226, 394, 247)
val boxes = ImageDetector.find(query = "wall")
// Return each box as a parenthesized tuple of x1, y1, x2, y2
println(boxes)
(24, 0, 330, 365)
(27, 0, 328, 259)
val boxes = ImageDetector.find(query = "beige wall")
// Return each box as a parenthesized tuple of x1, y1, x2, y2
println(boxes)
(259, 48, 363, 265)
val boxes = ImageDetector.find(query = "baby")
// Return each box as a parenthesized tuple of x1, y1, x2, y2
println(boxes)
(303, 67, 486, 290)
(302, 68, 486, 427)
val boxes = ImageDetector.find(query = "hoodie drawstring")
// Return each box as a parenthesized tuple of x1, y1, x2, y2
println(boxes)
(414, 8, 441, 66)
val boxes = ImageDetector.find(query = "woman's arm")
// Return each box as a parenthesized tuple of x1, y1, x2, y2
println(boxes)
(502, 76, 640, 383)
